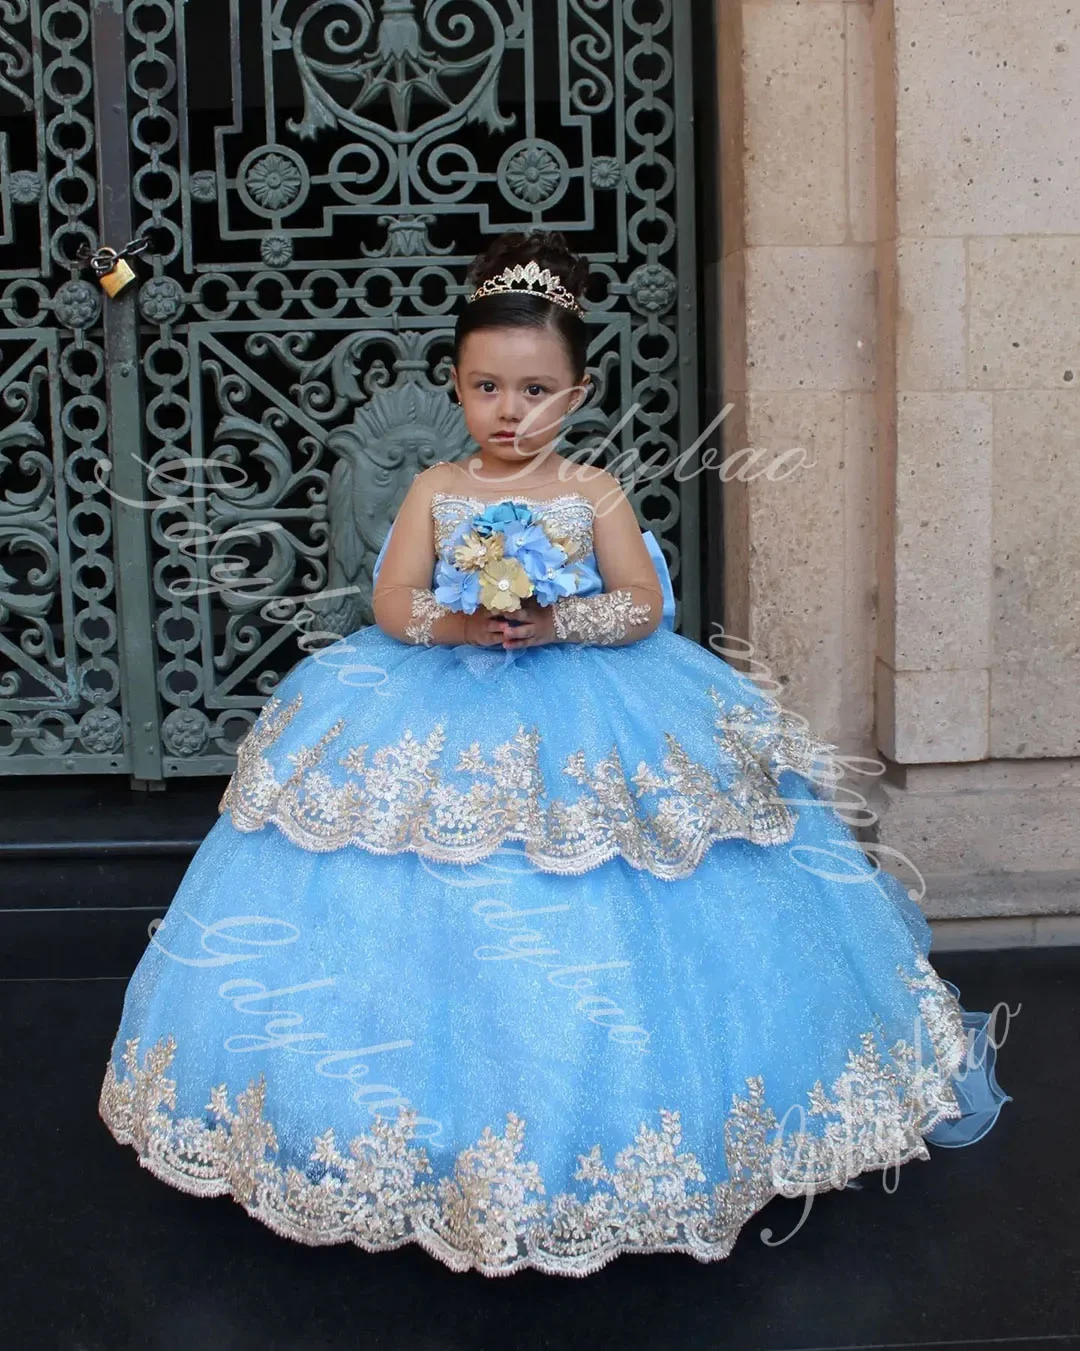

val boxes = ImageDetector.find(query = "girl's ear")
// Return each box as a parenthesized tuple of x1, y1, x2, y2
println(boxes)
(570, 375, 591, 412)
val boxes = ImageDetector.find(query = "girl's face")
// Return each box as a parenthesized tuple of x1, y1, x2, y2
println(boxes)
(451, 326, 590, 468)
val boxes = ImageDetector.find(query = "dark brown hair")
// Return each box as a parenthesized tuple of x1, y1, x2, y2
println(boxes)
(454, 229, 590, 382)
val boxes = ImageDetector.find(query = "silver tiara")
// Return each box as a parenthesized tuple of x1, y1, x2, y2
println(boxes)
(468, 259, 584, 317)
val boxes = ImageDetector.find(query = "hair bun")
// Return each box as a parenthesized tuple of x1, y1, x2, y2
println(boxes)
(466, 229, 589, 302)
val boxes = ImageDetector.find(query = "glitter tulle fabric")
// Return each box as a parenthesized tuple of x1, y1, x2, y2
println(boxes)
(98, 497, 1011, 1278)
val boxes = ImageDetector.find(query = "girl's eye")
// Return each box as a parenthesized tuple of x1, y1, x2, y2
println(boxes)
(475, 381, 547, 396)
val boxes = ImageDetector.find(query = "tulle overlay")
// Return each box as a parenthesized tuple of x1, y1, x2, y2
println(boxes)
(99, 511, 1010, 1277)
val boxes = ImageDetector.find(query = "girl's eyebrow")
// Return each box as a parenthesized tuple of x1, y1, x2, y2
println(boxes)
(468, 371, 559, 384)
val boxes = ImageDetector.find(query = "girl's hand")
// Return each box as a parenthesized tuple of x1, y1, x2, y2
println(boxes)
(498, 596, 556, 649)
(462, 608, 515, 647)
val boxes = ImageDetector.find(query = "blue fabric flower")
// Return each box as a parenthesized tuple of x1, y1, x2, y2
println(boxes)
(532, 562, 583, 606)
(433, 559, 482, 613)
(500, 521, 566, 577)
(471, 502, 536, 537)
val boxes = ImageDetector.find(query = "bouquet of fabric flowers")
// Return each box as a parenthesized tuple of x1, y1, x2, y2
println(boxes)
(432, 501, 584, 623)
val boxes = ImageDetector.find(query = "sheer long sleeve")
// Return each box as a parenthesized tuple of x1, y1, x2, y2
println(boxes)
(551, 478, 664, 646)
(372, 471, 467, 646)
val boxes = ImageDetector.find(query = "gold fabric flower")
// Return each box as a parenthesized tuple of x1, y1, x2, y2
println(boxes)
(453, 530, 504, 572)
(478, 557, 533, 612)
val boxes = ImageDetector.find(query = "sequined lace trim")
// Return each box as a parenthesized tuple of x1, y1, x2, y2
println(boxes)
(98, 952, 970, 1279)
(404, 588, 452, 645)
(430, 491, 596, 564)
(218, 688, 839, 878)
(552, 590, 656, 643)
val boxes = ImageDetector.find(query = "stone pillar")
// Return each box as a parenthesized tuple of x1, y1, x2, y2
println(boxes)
(717, 0, 880, 754)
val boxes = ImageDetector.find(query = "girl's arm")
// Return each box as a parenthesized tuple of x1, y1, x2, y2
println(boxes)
(372, 468, 467, 646)
(551, 472, 665, 646)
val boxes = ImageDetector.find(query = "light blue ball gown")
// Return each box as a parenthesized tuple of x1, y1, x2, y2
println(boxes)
(99, 488, 1011, 1278)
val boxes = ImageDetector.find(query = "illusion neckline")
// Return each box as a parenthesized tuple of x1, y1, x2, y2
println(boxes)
(430, 489, 596, 514)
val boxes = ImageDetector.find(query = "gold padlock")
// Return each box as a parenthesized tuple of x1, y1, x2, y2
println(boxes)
(96, 247, 137, 298)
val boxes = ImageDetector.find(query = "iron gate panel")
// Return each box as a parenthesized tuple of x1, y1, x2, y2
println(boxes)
(0, 0, 141, 773)
(0, 0, 702, 780)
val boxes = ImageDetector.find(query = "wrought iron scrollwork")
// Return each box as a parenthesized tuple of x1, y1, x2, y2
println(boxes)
(0, 0, 698, 779)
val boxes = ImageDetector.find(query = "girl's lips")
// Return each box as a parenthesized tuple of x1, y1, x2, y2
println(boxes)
(491, 432, 517, 440)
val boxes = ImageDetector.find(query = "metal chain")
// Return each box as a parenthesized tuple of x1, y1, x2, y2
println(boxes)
(75, 234, 153, 277)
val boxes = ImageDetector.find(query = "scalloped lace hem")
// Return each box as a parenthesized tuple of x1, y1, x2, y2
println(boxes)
(218, 687, 841, 880)
(98, 953, 977, 1278)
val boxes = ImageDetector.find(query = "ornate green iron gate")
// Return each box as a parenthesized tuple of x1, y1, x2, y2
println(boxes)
(0, 0, 702, 782)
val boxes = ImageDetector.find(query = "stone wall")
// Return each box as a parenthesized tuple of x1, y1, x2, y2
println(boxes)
(713, 0, 1080, 938)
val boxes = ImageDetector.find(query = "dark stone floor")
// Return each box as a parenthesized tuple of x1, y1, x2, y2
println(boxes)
(2, 778, 1077, 1350)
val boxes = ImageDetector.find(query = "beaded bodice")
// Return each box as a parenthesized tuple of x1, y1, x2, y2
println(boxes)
(430, 491, 596, 563)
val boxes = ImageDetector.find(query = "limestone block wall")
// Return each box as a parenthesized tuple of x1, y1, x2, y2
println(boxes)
(714, 0, 1080, 923)
(876, 0, 1080, 767)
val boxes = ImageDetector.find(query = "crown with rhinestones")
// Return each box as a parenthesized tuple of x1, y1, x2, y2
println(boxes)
(468, 259, 584, 317)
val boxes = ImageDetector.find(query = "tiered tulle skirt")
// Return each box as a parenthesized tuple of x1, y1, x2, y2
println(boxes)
(99, 623, 1010, 1277)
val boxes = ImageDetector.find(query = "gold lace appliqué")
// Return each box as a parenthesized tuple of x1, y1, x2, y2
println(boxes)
(405, 588, 453, 645)
(552, 589, 656, 643)
(98, 952, 970, 1278)
(218, 688, 839, 877)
